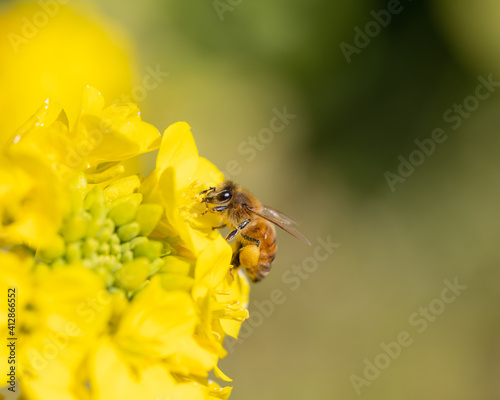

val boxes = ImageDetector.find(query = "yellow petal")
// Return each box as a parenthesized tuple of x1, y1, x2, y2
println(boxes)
(214, 365, 233, 382)
(19, 338, 86, 400)
(157, 166, 205, 254)
(0, 4, 135, 142)
(164, 335, 219, 376)
(156, 122, 199, 188)
(0, 253, 33, 380)
(115, 277, 198, 359)
(0, 253, 32, 327)
(7, 86, 161, 178)
(103, 175, 143, 202)
(72, 89, 161, 167)
(216, 270, 250, 338)
(157, 166, 188, 236)
(161, 256, 194, 275)
(195, 157, 225, 188)
(208, 381, 232, 400)
(6, 98, 68, 147)
(34, 264, 112, 339)
(81, 86, 105, 115)
(192, 236, 233, 301)
(0, 150, 67, 247)
(5, 98, 77, 179)
(90, 337, 206, 400)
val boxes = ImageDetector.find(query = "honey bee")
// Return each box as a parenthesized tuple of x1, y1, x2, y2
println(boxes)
(200, 180, 310, 282)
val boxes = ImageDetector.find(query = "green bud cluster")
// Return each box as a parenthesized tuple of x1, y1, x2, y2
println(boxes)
(37, 186, 171, 292)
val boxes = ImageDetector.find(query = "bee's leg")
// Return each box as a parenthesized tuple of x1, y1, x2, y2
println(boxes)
(229, 245, 242, 281)
(241, 234, 261, 247)
(225, 219, 251, 241)
(212, 223, 227, 230)
(231, 242, 242, 266)
(225, 229, 239, 241)
(202, 205, 228, 216)
(231, 250, 240, 266)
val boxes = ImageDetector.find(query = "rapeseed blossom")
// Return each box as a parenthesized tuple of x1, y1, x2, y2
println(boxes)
(0, 87, 250, 400)
(0, 3, 134, 143)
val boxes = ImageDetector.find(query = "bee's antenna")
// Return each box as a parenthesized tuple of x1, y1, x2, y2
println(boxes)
(199, 187, 216, 196)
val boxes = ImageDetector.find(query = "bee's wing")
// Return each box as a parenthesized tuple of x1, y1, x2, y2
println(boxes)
(261, 205, 301, 226)
(244, 205, 311, 245)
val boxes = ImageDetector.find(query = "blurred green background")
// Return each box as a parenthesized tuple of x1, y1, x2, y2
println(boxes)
(3, 0, 500, 398)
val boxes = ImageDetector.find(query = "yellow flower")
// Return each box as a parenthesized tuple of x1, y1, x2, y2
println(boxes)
(90, 337, 208, 400)
(0, 252, 32, 341)
(213, 270, 251, 339)
(1, 86, 161, 247)
(0, 149, 66, 247)
(192, 239, 250, 341)
(9, 86, 161, 182)
(104, 276, 219, 377)
(141, 121, 225, 257)
(1, 88, 249, 399)
(0, 253, 112, 399)
(19, 267, 111, 400)
(140, 120, 250, 339)
(0, 3, 134, 143)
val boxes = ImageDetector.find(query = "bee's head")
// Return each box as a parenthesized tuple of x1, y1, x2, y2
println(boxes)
(201, 180, 236, 205)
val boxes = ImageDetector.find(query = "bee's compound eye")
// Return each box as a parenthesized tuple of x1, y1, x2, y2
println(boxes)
(217, 190, 232, 202)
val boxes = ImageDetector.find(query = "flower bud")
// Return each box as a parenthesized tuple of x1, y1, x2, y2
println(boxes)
(38, 234, 65, 261)
(66, 241, 82, 262)
(109, 201, 139, 226)
(103, 175, 142, 201)
(83, 237, 99, 258)
(117, 221, 141, 242)
(116, 258, 150, 291)
(133, 240, 163, 261)
(61, 213, 89, 242)
(135, 203, 163, 236)
(96, 218, 115, 241)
